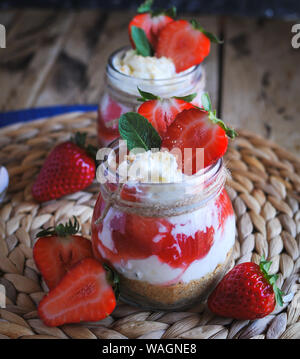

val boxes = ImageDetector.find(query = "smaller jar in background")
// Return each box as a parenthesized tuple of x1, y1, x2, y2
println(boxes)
(97, 46, 206, 146)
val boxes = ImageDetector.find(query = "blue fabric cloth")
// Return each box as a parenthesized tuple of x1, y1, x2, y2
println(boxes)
(0, 105, 98, 128)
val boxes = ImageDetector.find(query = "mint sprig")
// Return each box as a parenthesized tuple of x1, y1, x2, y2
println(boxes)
(190, 19, 223, 44)
(259, 256, 284, 307)
(119, 112, 161, 151)
(201, 93, 237, 139)
(131, 26, 153, 57)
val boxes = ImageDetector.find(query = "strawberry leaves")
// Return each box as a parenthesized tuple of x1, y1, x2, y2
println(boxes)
(137, 0, 153, 13)
(119, 112, 161, 151)
(137, 0, 176, 18)
(259, 256, 284, 307)
(190, 19, 223, 44)
(201, 93, 237, 139)
(137, 87, 197, 104)
(131, 26, 153, 57)
(137, 87, 160, 102)
(173, 93, 197, 103)
(37, 216, 80, 238)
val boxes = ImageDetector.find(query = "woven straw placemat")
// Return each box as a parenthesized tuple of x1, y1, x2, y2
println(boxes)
(0, 111, 299, 339)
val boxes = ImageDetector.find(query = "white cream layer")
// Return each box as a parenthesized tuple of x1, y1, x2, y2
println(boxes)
(113, 49, 177, 80)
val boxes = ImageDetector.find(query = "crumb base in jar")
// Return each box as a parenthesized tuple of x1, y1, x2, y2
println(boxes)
(119, 248, 233, 310)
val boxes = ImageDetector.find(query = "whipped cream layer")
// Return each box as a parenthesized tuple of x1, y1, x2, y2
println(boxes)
(113, 49, 177, 80)
(116, 149, 219, 204)
(118, 150, 184, 184)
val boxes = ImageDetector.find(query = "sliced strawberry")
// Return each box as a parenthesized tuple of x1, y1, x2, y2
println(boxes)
(156, 19, 221, 73)
(33, 217, 93, 289)
(38, 258, 116, 327)
(161, 93, 236, 172)
(137, 89, 195, 137)
(128, 1, 174, 49)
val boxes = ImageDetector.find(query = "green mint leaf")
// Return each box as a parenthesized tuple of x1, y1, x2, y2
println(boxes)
(173, 93, 197, 103)
(190, 19, 223, 44)
(131, 26, 153, 57)
(137, 87, 160, 102)
(119, 112, 161, 151)
(137, 0, 153, 13)
(201, 92, 212, 112)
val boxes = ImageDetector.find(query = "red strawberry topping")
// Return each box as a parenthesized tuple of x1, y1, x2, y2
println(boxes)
(161, 93, 236, 172)
(128, 0, 174, 49)
(156, 19, 220, 73)
(137, 89, 195, 137)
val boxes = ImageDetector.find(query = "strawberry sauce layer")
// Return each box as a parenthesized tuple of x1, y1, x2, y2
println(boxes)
(92, 188, 234, 283)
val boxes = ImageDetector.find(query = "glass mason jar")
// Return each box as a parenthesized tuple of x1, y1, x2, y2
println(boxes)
(91, 141, 236, 310)
(97, 46, 206, 146)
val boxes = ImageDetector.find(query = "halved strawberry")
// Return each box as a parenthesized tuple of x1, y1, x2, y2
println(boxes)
(129, 0, 175, 49)
(38, 258, 117, 327)
(137, 88, 195, 137)
(33, 217, 93, 289)
(161, 93, 236, 172)
(156, 19, 221, 73)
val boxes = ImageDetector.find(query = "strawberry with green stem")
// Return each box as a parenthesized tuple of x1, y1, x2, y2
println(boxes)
(33, 216, 93, 290)
(137, 88, 196, 137)
(129, 0, 175, 52)
(161, 93, 236, 172)
(207, 257, 284, 320)
(32, 132, 97, 203)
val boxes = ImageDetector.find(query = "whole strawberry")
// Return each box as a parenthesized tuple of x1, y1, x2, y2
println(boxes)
(207, 258, 283, 320)
(32, 132, 96, 202)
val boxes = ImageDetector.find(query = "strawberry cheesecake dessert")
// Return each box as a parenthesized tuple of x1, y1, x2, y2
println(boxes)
(98, 0, 221, 146)
(92, 93, 237, 310)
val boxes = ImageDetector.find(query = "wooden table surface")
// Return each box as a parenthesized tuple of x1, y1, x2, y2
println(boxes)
(0, 9, 299, 156)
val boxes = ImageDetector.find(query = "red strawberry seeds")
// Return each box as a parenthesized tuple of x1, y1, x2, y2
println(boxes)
(137, 89, 195, 137)
(207, 259, 283, 320)
(33, 217, 93, 290)
(38, 258, 117, 327)
(32, 132, 96, 202)
(156, 20, 212, 73)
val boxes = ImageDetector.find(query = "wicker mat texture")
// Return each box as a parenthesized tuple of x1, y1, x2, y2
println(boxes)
(0, 111, 299, 339)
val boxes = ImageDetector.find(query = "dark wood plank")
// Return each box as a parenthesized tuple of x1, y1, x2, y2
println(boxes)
(0, 10, 74, 111)
(221, 17, 300, 156)
(35, 10, 106, 107)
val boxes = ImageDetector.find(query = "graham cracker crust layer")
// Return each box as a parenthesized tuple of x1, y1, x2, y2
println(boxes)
(119, 248, 233, 310)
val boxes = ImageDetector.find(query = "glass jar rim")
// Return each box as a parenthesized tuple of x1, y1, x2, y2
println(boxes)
(98, 137, 223, 188)
(96, 138, 228, 217)
(107, 45, 201, 83)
